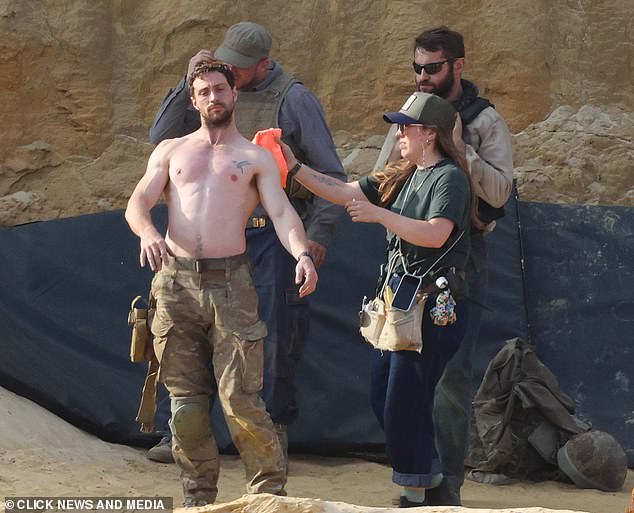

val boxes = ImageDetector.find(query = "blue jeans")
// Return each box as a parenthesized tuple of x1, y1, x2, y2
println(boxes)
(432, 233, 488, 494)
(370, 296, 469, 487)
(154, 223, 310, 435)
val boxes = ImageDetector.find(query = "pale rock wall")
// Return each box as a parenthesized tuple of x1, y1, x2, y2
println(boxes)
(0, 0, 633, 227)
(514, 105, 634, 205)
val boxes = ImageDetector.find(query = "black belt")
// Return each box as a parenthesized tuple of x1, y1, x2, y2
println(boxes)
(247, 216, 268, 229)
(164, 255, 248, 273)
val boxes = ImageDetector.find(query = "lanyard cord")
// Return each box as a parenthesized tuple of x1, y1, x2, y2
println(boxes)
(395, 165, 436, 274)
(397, 170, 426, 273)
(398, 164, 438, 216)
(379, 166, 432, 294)
(387, 163, 464, 279)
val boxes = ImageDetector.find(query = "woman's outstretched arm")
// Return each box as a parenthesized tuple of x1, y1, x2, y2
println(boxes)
(278, 138, 366, 205)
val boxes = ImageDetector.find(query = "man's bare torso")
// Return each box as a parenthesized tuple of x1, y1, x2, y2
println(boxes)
(162, 134, 263, 258)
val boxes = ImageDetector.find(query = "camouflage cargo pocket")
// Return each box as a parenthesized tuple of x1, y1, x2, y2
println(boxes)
(240, 337, 265, 394)
(151, 315, 174, 364)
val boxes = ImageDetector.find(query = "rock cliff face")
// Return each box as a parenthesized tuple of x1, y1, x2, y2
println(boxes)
(514, 105, 634, 205)
(1, 0, 633, 226)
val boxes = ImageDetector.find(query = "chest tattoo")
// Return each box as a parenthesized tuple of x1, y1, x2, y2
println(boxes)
(233, 160, 251, 174)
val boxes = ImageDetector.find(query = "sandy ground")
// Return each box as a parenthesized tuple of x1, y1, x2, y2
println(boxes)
(1, 387, 632, 513)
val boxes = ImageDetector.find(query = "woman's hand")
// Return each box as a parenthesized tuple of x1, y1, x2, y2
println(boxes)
(275, 136, 299, 169)
(345, 198, 385, 224)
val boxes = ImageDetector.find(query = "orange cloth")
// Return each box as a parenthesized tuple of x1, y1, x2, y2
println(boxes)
(251, 128, 289, 187)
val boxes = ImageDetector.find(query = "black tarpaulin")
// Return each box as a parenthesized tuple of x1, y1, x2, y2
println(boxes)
(519, 202, 634, 466)
(0, 196, 631, 465)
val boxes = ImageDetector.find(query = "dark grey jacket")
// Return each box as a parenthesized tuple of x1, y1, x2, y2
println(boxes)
(469, 338, 587, 482)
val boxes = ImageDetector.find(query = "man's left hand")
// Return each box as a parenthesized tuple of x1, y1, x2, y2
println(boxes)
(306, 240, 327, 268)
(295, 256, 318, 297)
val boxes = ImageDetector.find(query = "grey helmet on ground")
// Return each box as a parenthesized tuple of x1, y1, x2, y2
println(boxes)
(556, 430, 627, 492)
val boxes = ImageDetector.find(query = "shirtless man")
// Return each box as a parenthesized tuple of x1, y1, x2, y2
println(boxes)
(125, 62, 317, 507)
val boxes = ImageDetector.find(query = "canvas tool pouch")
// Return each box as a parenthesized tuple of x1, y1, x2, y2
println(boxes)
(128, 295, 154, 363)
(136, 355, 159, 433)
(359, 297, 387, 345)
(128, 294, 159, 433)
(358, 228, 465, 354)
(359, 294, 427, 353)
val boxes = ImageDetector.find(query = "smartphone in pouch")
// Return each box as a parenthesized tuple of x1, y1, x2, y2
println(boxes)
(391, 273, 422, 311)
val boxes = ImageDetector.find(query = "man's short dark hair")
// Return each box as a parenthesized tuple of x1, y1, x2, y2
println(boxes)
(188, 62, 235, 96)
(414, 26, 465, 59)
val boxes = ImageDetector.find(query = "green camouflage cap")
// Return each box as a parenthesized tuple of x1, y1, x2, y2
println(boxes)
(383, 91, 456, 134)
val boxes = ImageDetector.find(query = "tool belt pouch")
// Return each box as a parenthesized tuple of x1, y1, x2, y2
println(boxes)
(359, 295, 427, 353)
(379, 295, 426, 352)
(136, 356, 159, 433)
(128, 296, 154, 363)
(359, 297, 387, 345)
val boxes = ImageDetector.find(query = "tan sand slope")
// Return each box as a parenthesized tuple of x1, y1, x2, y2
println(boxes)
(1, 387, 631, 513)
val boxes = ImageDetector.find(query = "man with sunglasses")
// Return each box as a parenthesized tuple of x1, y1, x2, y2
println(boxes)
(376, 26, 513, 507)
(147, 22, 345, 467)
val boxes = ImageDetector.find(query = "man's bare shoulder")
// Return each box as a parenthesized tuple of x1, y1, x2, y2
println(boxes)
(152, 132, 201, 158)
(235, 139, 279, 173)
(153, 134, 189, 151)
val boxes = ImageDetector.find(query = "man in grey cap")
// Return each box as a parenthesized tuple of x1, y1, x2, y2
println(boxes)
(148, 21, 345, 468)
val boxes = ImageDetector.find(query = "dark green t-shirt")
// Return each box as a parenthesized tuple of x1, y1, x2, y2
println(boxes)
(359, 159, 471, 276)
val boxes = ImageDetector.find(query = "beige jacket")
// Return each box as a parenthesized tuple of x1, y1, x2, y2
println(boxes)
(463, 106, 513, 209)
(374, 105, 514, 220)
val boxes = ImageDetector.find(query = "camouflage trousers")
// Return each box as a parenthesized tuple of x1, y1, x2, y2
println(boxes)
(150, 254, 286, 503)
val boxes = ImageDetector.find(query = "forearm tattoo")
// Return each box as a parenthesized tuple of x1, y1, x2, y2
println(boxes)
(310, 171, 340, 187)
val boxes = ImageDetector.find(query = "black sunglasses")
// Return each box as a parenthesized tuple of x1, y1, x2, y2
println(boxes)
(412, 59, 454, 75)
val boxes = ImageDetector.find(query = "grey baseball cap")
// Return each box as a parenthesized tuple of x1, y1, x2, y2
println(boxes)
(383, 92, 456, 134)
(214, 22, 272, 68)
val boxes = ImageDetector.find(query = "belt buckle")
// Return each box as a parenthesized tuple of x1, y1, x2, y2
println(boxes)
(252, 217, 266, 228)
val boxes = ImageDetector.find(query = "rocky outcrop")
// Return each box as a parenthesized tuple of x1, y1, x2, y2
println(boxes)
(0, 135, 152, 226)
(1, 0, 633, 227)
(514, 105, 634, 205)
